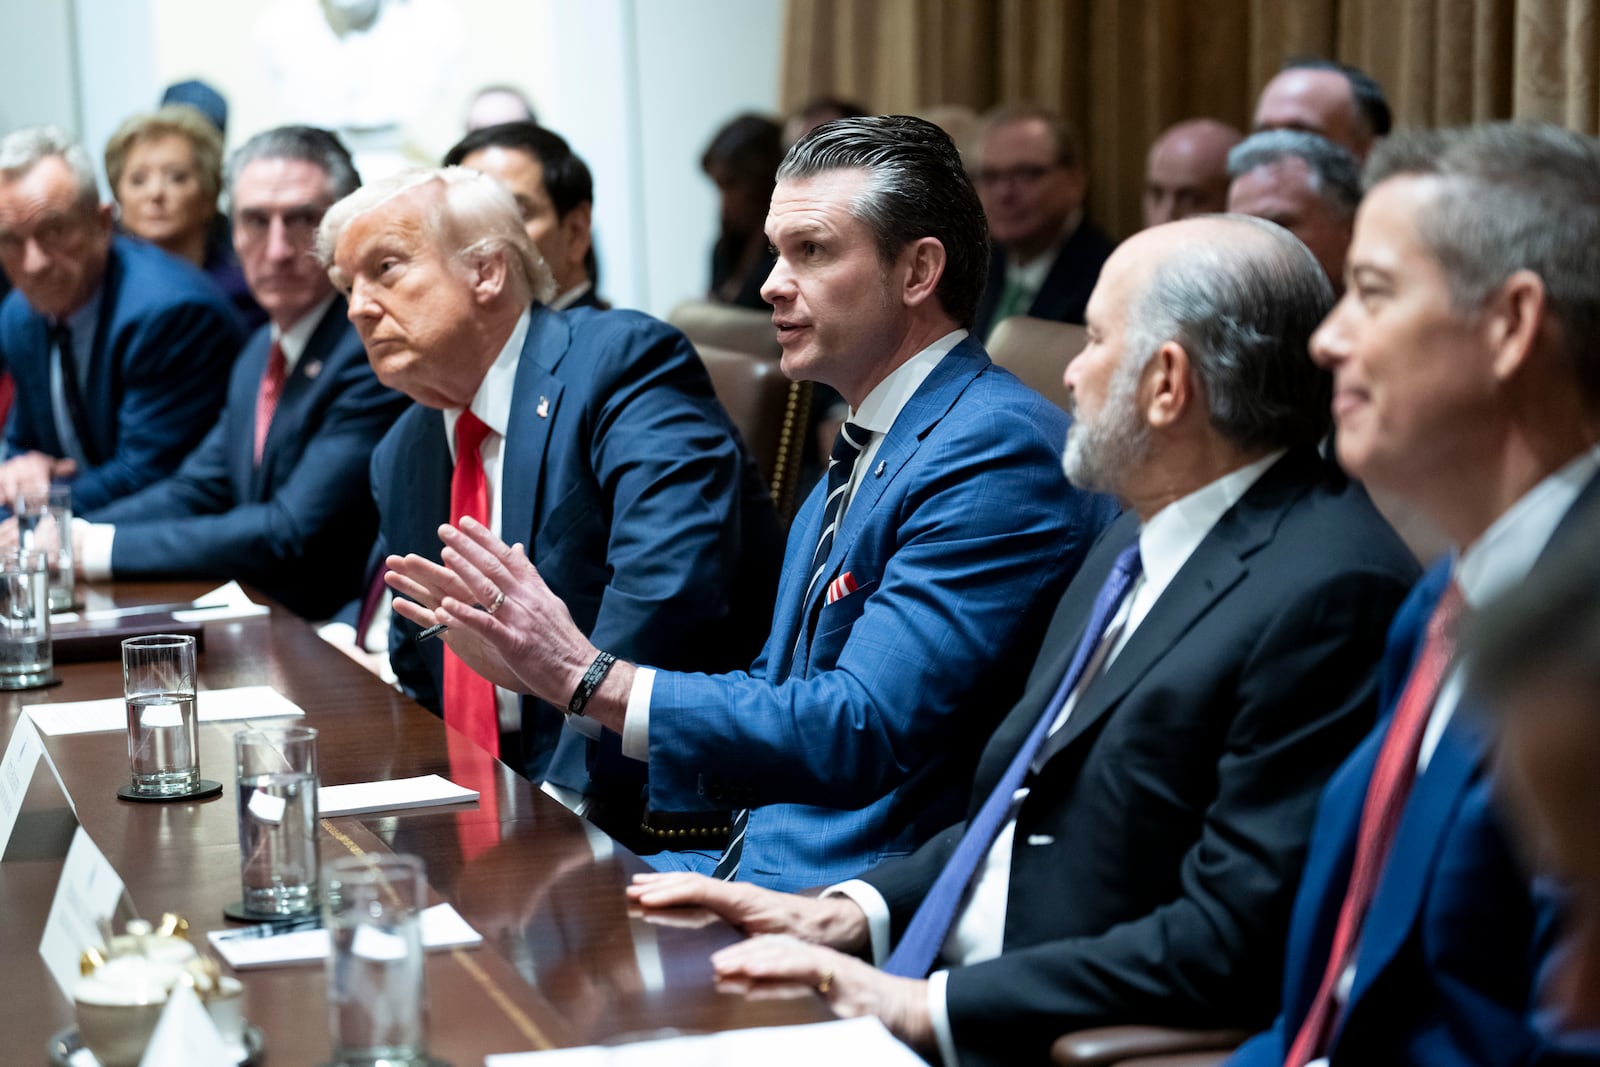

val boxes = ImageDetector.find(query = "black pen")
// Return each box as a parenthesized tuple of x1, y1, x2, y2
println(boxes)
(213, 916, 323, 940)
(416, 604, 484, 644)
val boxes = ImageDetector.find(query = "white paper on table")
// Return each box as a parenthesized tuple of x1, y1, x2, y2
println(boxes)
(138, 984, 235, 1067)
(206, 902, 482, 970)
(318, 774, 480, 817)
(24, 685, 305, 737)
(38, 826, 126, 999)
(483, 1017, 926, 1066)
(172, 581, 270, 623)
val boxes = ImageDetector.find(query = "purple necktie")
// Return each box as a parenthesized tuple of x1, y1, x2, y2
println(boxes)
(882, 541, 1143, 978)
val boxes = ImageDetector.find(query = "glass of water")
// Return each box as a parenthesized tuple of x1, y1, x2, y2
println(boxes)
(121, 634, 199, 796)
(15, 485, 75, 612)
(0, 549, 52, 689)
(234, 725, 320, 918)
(323, 853, 432, 1066)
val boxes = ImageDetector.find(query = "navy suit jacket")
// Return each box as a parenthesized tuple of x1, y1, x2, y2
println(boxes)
(0, 236, 244, 513)
(644, 338, 1120, 891)
(858, 450, 1419, 1067)
(88, 297, 407, 619)
(970, 219, 1116, 339)
(1230, 473, 1600, 1067)
(375, 304, 784, 792)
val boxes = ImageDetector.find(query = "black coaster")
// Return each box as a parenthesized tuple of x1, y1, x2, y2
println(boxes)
(0, 672, 61, 691)
(116, 778, 224, 803)
(223, 899, 319, 924)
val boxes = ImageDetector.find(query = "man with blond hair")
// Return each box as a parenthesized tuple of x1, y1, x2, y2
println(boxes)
(319, 166, 782, 834)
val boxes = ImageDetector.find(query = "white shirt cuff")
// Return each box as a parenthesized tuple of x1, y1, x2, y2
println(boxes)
(823, 879, 890, 966)
(929, 969, 960, 1067)
(621, 666, 654, 761)
(78, 518, 115, 580)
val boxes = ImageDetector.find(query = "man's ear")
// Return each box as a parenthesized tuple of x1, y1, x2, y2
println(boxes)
(1144, 340, 1195, 430)
(1484, 269, 1547, 385)
(899, 236, 946, 309)
(468, 249, 510, 306)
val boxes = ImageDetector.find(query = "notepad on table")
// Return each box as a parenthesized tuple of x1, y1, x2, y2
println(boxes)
(317, 774, 480, 817)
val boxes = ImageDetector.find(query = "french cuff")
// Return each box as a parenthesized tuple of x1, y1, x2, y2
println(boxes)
(78, 518, 115, 580)
(928, 969, 959, 1067)
(620, 666, 655, 761)
(822, 879, 890, 966)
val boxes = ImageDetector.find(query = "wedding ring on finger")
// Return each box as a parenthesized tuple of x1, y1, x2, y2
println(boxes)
(486, 590, 506, 615)
(817, 968, 833, 995)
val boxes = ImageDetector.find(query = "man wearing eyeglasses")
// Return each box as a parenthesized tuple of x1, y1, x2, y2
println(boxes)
(969, 106, 1114, 341)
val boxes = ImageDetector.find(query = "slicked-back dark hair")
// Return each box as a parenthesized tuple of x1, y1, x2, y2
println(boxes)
(443, 122, 594, 220)
(779, 114, 989, 327)
(1282, 56, 1393, 142)
(225, 125, 360, 203)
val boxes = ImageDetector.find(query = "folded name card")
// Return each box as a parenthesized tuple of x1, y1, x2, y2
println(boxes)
(206, 903, 481, 970)
(25, 686, 305, 736)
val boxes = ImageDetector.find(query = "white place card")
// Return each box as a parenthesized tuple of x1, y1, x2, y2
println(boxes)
(483, 1017, 928, 1065)
(172, 581, 270, 623)
(0, 715, 75, 857)
(206, 902, 481, 970)
(38, 826, 126, 999)
(318, 774, 480, 817)
(138, 984, 235, 1067)
(25, 685, 305, 737)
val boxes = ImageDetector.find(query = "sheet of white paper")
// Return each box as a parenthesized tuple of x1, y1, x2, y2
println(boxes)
(483, 1017, 925, 1066)
(171, 581, 270, 623)
(318, 774, 479, 817)
(24, 685, 305, 737)
(138, 984, 235, 1067)
(206, 902, 481, 970)
(38, 827, 126, 999)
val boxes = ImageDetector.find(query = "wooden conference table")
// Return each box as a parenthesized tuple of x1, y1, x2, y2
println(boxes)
(0, 581, 828, 1064)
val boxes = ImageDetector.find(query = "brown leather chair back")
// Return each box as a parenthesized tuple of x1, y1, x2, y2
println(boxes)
(669, 299, 781, 359)
(986, 315, 1086, 413)
(697, 344, 812, 523)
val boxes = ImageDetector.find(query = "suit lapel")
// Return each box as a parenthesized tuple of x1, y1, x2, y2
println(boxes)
(252, 299, 345, 498)
(501, 306, 568, 544)
(1035, 450, 1313, 770)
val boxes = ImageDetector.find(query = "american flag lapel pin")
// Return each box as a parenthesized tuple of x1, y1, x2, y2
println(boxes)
(537, 396, 551, 418)
(302, 360, 323, 380)
(825, 571, 858, 605)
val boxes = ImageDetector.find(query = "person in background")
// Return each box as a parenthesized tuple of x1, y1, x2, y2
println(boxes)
(444, 122, 603, 311)
(465, 84, 537, 132)
(0, 125, 243, 512)
(783, 95, 869, 149)
(1253, 56, 1392, 163)
(1142, 117, 1242, 228)
(104, 105, 263, 328)
(702, 113, 784, 311)
(969, 105, 1112, 340)
(1227, 130, 1361, 293)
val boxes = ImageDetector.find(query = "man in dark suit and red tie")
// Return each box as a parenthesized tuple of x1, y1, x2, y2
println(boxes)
(615, 213, 1421, 1066)
(319, 164, 784, 833)
(1225, 123, 1600, 1067)
(75, 126, 407, 620)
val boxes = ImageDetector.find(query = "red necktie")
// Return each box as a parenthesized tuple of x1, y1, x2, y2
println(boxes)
(442, 410, 500, 757)
(253, 341, 287, 465)
(1284, 581, 1466, 1066)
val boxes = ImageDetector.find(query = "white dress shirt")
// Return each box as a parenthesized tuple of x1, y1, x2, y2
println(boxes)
(79, 293, 339, 579)
(549, 282, 593, 311)
(1307, 441, 1600, 1066)
(617, 330, 969, 762)
(829, 450, 1285, 1067)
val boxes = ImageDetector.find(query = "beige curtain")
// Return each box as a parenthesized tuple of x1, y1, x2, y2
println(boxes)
(781, 0, 1600, 237)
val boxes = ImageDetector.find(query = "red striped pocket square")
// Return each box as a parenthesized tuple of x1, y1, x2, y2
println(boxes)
(825, 571, 858, 605)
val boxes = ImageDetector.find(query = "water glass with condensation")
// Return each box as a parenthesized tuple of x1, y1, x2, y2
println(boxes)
(235, 725, 320, 917)
(323, 853, 432, 1066)
(0, 549, 52, 689)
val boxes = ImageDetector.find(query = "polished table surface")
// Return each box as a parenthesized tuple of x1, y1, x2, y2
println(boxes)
(0, 582, 829, 1063)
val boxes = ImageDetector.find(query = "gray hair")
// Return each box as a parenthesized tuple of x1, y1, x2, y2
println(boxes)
(0, 126, 99, 211)
(1125, 215, 1335, 451)
(1366, 122, 1600, 406)
(316, 166, 556, 305)
(226, 126, 361, 203)
(1228, 130, 1362, 219)
(778, 115, 989, 327)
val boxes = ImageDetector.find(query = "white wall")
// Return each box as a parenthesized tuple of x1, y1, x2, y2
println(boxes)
(1, 0, 785, 318)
